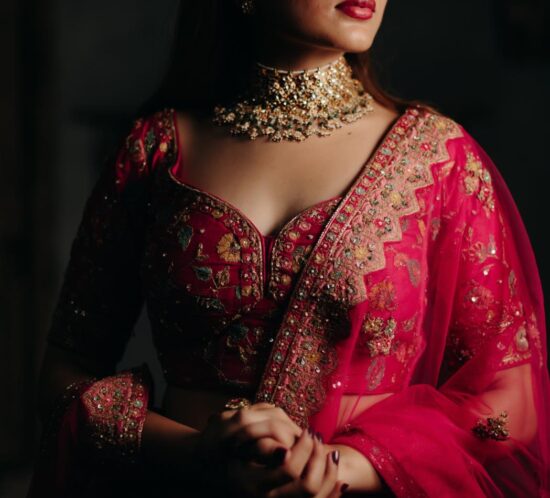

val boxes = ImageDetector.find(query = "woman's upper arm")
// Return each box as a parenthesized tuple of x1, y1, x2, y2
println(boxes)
(44, 111, 172, 379)
(441, 129, 541, 377)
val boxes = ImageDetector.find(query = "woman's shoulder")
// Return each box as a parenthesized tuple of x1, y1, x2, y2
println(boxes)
(407, 104, 486, 158)
(403, 104, 497, 178)
(402, 104, 464, 143)
(114, 107, 178, 175)
(402, 105, 502, 211)
(104, 107, 178, 194)
(125, 107, 177, 158)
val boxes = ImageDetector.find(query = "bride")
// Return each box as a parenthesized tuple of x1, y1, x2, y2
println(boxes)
(28, 1, 550, 497)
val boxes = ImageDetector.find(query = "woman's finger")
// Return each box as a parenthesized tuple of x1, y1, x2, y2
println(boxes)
(246, 404, 303, 434)
(260, 429, 315, 492)
(326, 481, 348, 498)
(282, 428, 316, 479)
(240, 436, 292, 465)
(299, 437, 327, 492)
(212, 404, 302, 447)
(229, 418, 301, 449)
(315, 450, 341, 498)
(265, 442, 327, 498)
(249, 402, 276, 411)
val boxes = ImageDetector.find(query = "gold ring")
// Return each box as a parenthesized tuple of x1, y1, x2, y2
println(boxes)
(224, 397, 252, 410)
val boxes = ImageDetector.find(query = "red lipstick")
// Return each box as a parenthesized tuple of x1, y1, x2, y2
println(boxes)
(336, 0, 376, 20)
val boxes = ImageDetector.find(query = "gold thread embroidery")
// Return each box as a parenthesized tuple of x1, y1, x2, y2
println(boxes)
(81, 369, 149, 464)
(216, 233, 242, 263)
(360, 315, 398, 356)
(313, 111, 462, 309)
(463, 151, 495, 214)
(366, 278, 397, 311)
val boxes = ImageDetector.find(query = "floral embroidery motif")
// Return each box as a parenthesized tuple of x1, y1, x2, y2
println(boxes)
(223, 322, 271, 366)
(463, 151, 495, 214)
(366, 278, 397, 311)
(192, 265, 213, 281)
(217, 233, 241, 263)
(464, 233, 498, 264)
(360, 315, 398, 356)
(500, 323, 533, 367)
(472, 411, 510, 441)
(464, 284, 494, 310)
(365, 356, 387, 391)
(195, 242, 208, 261)
(177, 224, 193, 251)
(514, 326, 529, 352)
(215, 266, 231, 287)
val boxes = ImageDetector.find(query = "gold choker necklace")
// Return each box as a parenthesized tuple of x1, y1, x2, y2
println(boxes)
(211, 55, 374, 142)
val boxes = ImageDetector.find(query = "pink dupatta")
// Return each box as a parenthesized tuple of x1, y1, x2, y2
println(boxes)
(254, 106, 550, 497)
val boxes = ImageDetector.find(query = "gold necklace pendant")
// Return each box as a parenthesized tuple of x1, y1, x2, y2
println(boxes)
(211, 56, 374, 142)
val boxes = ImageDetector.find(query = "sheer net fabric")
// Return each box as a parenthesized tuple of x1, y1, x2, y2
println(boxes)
(315, 128, 549, 497)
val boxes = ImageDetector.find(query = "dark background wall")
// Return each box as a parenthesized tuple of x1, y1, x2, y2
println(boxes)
(1, 1, 548, 496)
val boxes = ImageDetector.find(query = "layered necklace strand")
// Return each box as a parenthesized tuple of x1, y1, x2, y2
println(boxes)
(211, 55, 374, 142)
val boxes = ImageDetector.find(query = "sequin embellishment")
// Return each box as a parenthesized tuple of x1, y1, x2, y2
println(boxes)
(472, 411, 510, 441)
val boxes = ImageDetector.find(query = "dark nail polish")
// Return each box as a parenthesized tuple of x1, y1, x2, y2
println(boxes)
(315, 431, 324, 443)
(331, 450, 340, 464)
(272, 447, 287, 465)
(341, 483, 349, 492)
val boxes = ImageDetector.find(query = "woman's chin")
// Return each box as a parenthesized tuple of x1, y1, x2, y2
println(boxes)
(312, 23, 377, 53)
(321, 33, 375, 54)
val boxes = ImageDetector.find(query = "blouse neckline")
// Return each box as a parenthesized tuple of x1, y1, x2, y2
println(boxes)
(165, 107, 405, 244)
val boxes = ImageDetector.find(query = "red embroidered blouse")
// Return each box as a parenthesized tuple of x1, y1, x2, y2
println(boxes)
(47, 108, 343, 394)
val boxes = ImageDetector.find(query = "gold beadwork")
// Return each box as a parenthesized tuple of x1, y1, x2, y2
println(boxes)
(212, 55, 374, 142)
(224, 397, 252, 409)
(360, 315, 398, 356)
(472, 411, 510, 441)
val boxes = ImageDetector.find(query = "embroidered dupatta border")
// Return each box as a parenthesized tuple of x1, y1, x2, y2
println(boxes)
(254, 107, 464, 427)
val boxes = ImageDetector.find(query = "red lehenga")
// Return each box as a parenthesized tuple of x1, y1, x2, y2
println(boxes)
(27, 106, 550, 497)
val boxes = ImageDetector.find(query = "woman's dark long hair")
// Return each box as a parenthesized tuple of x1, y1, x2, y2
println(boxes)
(140, 0, 408, 117)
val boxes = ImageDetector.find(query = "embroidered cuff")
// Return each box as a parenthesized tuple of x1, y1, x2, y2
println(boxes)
(80, 363, 153, 465)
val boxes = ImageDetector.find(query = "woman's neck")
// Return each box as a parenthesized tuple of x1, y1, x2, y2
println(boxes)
(252, 51, 346, 73)
(251, 28, 345, 72)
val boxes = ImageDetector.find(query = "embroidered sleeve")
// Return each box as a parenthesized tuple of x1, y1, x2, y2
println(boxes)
(34, 364, 152, 494)
(46, 111, 172, 369)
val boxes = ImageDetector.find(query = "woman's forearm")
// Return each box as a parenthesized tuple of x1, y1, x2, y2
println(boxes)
(38, 345, 201, 477)
(141, 409, 200, 470)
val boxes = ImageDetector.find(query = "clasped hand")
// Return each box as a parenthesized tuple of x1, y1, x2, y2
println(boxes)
(195, 402, 348, 497)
